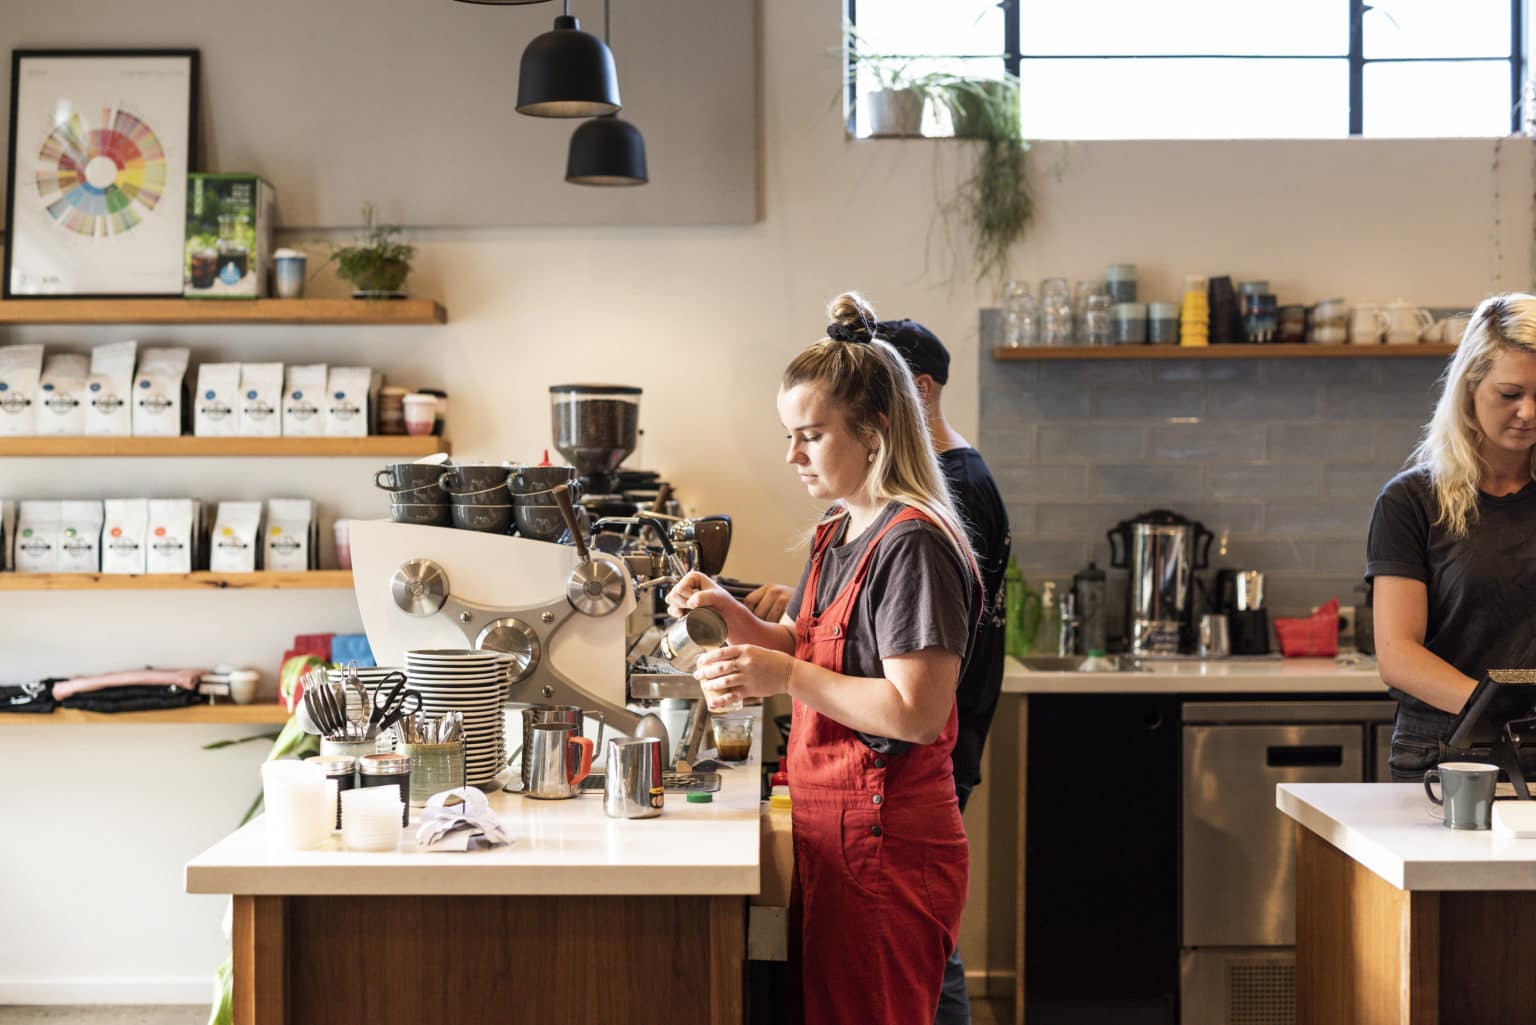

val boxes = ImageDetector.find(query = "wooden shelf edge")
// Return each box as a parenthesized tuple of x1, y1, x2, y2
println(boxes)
(0, 704, 294, 725)
(991, 343, 1458, 361)
(0, 297, 447, 326)
(0, 570, 354, 591)
(0, 436, 450, 458)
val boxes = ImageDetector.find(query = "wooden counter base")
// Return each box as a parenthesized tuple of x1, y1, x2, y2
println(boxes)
(1295, 826, 1536, 1025)
(233, 892, 745, 1025)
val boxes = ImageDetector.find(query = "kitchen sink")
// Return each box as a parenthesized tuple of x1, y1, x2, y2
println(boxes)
(1017, 654, 1143, 672)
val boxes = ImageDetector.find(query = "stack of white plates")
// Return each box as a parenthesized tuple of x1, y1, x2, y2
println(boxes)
(405, 649, 506, 787)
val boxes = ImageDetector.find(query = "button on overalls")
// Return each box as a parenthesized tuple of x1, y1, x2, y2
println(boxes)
(787, 508, 971, 1025)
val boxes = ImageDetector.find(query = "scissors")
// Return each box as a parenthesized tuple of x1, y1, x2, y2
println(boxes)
(369, 673, 422, 732)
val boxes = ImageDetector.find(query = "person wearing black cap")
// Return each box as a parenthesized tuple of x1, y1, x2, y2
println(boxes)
(742, 316, 1011, 1025)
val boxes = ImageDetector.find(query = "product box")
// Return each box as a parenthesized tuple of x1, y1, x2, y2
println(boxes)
(184, 174, 276, 299)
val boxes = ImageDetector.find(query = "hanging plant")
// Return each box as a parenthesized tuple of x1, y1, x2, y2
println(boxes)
(938, 74, 1034, 286)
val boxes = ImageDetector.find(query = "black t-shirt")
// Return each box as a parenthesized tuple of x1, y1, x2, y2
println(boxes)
(1365, 467, 1536, 734)
(788, 500, 977, 756)
(939, 447, 1011, 790)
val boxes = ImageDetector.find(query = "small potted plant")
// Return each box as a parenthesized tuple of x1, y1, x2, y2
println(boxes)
(331, 201, 415, 298)
(845, 26, 942, 138)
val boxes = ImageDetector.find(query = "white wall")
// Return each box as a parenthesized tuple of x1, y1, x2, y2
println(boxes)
(2, 0, 1532, 1003)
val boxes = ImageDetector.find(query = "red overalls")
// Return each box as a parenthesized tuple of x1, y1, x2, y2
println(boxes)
(786, 507, 971, 1025)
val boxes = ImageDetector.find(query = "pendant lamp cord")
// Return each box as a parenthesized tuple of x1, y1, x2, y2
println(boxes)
(604, 0, 611, 44)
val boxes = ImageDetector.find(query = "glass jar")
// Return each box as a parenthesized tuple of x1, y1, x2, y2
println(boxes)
(1001, 279, 1038, 347)
(1083, 294, 1113, 346)
(305, 755, 357, 829)
(1039, 278, 1072, 346)
(214, 214, 249, 287)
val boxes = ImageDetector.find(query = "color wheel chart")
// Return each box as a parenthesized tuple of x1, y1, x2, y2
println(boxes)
(33, 106, 168, 237)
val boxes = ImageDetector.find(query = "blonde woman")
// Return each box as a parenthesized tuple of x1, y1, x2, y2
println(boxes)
(667, 292, 981, 1025)
(1367, 293, 1536, 781)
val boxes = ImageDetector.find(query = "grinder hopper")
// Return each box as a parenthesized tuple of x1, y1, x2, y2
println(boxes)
(549, 384, 641, 496)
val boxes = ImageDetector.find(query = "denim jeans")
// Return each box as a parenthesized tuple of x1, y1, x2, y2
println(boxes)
(1388, 703, 1451, 782)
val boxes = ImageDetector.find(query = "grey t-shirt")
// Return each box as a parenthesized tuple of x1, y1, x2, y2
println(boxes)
(1365, 466, 1536, 735)
(787, 501, 976, 753)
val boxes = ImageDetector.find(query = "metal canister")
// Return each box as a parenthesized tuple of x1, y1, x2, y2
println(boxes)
(604, 736, 664, 819)
(658, 606, 728, 673)
(1071, 562, 1107, 655)
(357, 753, 411, 825)
(306, 755, 357, 829)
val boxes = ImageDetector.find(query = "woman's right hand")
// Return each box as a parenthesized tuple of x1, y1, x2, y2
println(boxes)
(666, 570, 745, 621)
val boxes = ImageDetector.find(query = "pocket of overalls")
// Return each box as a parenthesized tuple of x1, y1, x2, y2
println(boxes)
(920, 838, 969, 934)
(839, 807, 886, 900)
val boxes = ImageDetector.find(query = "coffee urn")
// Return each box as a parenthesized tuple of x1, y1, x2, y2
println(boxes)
(1107, 509, 1214, 655)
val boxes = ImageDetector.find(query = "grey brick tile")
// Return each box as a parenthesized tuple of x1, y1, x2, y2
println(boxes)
(1266, 423, 1376, 462)
(994, 464, 1089, 497)
(1324, 464, 1400, 501)
(979, 426, 1037, 464)
(1207, 464, 1320, 500)
(1206, 385, 1321, 420)
(1149, 423, 1265, 462)
(1038, 424, 1146, 460)
(1262, 576, 1368, 618)
(1262, 359, 1379, 387)
(1321, 380, 1438, 420)
(1264, 501, 1375, 538)
(1315, 541, 1369, 577)
(982, 380, 1090, 423)
(1089, 384, 1204, 419)
(1092, 464, 1205, 498)
(1210, 538, 1316, 572)
(1008, 539, 1092, 573)
(1375, 423, 1425, 465)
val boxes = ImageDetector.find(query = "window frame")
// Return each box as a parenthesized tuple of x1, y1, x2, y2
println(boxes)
(847, 0, 1527, 138)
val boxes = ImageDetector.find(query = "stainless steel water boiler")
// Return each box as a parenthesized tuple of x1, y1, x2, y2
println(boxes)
(1107, 509, 1214, 655)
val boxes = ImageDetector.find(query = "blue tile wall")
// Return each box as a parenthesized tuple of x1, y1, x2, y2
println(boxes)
(976, 311, 1440, 625)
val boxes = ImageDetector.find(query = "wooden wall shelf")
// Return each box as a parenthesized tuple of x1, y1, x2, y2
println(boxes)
(0, 297, 447, 326)
(0, 436, 449, 458)
(0, 570, 354, 591)
(992, 343, 1457, 361)
(0, 704, 294, 726)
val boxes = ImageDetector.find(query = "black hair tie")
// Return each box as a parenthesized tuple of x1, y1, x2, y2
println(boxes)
(827, 320, 873, 344)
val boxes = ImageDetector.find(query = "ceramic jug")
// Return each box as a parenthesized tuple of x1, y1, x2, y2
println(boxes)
(1383, 300, 1433, 345)
(1348, 304, 1389, 345)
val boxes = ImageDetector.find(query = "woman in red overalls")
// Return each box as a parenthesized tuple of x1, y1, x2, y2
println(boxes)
(668, 291, 981, 1025)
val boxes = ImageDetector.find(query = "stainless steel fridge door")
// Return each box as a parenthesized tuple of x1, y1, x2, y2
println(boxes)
(1182, 723, 1364, 947)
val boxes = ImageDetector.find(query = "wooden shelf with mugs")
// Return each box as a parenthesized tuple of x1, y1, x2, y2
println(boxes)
(0, 704, 295, 726)
(0, 297, 447, 326)
(992, 343, 1459, 362)
(0, 570, 354, 591)
(0, 436, 450, 458)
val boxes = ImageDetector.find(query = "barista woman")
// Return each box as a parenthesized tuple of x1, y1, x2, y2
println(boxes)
(1367, 294, 1536, 781)
(667, 292, 981, 1025)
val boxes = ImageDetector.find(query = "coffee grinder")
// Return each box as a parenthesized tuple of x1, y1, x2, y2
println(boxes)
(549, 384, 642, 513)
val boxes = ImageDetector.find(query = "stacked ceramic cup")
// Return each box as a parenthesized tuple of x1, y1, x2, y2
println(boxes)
(340, 787, 405, 851)
(404, 649, 507, 788)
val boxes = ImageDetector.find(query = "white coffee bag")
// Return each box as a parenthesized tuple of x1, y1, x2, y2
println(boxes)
(133, 347, 190, 437)
(101, 498, 149, 574)
(209, 501, 263, 572)
(324, 366, 371, 437)
(37, 353, 89, 436)
(194, 362, 242, 437)
(0, 344, 44, 436)
(264, 498, 314, 572)
(58, 500, 103, 572)
(282, 364, 327, 437)
(84, 341, 137, 436)
(145, 498, 195, 573)
(238, 362, 284, 436)
(14, 500, 62, 572)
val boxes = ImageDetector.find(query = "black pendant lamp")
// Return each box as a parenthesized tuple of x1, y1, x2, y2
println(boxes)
(565, 0, 647, 185)
(516, 0, 621, 118)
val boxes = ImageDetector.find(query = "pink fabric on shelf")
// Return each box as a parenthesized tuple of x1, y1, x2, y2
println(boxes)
(51, 669, 210, 700)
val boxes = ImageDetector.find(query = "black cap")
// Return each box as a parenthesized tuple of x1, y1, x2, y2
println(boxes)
(876, 319, 950, 385)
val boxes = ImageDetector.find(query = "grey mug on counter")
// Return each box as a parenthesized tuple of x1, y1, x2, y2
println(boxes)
(1424, 762, 1497, 830)
(604, 736, 665, 819)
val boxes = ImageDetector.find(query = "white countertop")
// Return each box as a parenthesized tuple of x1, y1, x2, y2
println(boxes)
(186, 713, 763, 898)
(1277, 782, 1536, 891)
(1003, 656, 1386, 694)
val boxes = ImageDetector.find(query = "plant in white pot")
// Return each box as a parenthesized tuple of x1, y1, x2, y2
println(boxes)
(844, 26, 942, 138)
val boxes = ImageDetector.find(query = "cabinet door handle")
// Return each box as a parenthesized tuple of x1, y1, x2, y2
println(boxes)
(1266, 745, 1343, 767)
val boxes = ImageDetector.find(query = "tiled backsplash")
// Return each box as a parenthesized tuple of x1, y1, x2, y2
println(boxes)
(974, 311, 1445, 627)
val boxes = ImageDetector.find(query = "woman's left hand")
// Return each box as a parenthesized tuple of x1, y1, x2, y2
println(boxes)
(694, 644, 794, 710)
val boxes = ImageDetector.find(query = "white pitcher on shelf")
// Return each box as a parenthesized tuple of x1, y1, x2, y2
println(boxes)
(1347, 304, 1389, 345)
(1383, 300, 1434, 345)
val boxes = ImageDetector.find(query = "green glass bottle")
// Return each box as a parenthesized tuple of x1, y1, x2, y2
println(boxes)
(1004, 556, 1041, 658)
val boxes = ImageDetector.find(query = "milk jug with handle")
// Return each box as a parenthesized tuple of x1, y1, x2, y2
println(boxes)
(1383, 300, 1433, 345)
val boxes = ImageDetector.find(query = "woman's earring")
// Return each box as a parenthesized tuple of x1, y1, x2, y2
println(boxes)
(867, 449, 877, 464)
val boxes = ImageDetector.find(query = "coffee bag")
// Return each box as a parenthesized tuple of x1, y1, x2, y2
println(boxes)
(84, 341, 137, 437)
(324, 366, 371, 437)
(58, 500, 103, 572)
(0, 345, 44, 436)
(101, 498, 149, 574)
(209, 501, 263, 572)
(194, 362, 242, 437)
(14, 500, 62, 572)
(133, 347, 190, 437)
(238, 363, 284, 436)
(37, 354, 89, 436)
(264, 498, 314, 572)
(282, 364, 327, 437)
(145, 498, 195, 573)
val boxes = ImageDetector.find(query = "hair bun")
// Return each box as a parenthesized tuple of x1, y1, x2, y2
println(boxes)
(826, 291, 878, 344)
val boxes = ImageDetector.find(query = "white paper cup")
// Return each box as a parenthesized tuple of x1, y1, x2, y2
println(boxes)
(261, 761, 330, 850)
(333, 518, 352, 571)
(403, 394, 437, 437)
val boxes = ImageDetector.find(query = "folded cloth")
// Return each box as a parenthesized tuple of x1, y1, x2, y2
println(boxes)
(59, 685, 204, 714)
(0, 679, 60, 714)
(52, 668, 207, 701)
(415, 787, 512, 849)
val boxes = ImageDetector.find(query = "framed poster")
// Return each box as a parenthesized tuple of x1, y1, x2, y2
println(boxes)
(3, 49, 199, 298)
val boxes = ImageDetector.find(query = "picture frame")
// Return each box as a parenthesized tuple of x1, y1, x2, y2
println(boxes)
(3, 49, 199, 298)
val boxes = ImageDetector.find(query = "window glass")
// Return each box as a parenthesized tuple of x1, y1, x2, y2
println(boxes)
(1019, 0, 1345, 57)
(853, 0, 1003, 58)
(853, 56, 1006, 138)
(1362, 60, 1513, 136)
(1363, 0, 1510, 60)
(1018, 59, 1347, 139)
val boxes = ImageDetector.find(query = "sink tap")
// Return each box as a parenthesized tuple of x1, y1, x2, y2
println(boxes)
(1058, 592, 1079, 656)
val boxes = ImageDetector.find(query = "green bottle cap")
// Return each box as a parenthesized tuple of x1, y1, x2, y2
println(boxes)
(687, 792, 714, 803)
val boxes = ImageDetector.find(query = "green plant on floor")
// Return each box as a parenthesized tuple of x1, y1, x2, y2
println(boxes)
(936, 73, 1034, 286)
(202, 711, 318, 1025)
(329, 201, 415, 296)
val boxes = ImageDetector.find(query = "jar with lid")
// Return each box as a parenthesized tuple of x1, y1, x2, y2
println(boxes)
(358, 753, 411, 825)
(1002, 279, 1038, 347)
(306, 755, 357, 829)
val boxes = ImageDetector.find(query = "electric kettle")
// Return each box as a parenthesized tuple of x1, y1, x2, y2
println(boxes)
(1107, 509, 1213, 655)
